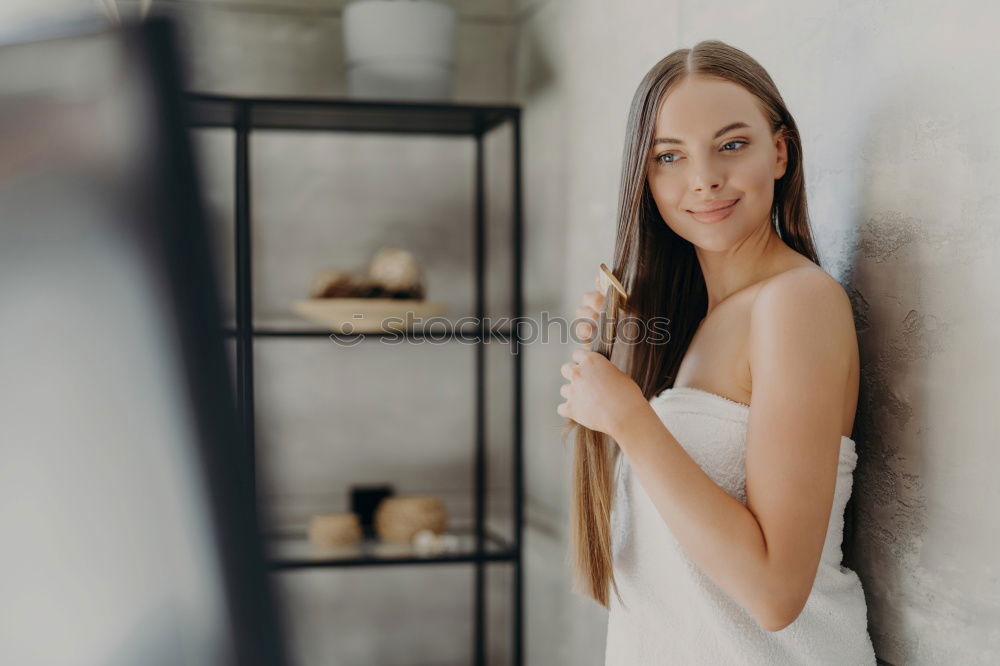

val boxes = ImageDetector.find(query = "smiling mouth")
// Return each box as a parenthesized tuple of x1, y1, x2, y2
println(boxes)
(687, 199, 739, 213)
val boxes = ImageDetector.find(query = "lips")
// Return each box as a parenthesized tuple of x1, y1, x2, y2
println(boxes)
(687, 198, 739, 213)
(687, 198, 740, 224)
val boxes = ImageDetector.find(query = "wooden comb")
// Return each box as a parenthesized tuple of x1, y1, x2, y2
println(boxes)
(594, 263, 628, 349)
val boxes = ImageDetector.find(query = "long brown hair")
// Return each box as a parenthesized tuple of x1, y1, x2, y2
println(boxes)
(561, 39, 822, 609)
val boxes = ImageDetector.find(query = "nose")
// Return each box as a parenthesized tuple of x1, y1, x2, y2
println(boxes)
(691, 161, 723, 193)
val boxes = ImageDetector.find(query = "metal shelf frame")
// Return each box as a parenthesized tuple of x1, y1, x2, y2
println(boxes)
(184, 92, 524, 666)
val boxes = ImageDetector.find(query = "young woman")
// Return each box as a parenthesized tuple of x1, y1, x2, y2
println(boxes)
(557, 40, 877, 664)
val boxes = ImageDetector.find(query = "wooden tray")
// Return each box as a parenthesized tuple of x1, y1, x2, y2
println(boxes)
(292, 298, 448, 333)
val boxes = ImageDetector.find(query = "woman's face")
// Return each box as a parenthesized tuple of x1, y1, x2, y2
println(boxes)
(645, 74, 787, 251)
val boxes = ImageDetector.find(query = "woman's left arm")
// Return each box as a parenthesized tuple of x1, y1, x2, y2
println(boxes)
(611, 269, 856, 632)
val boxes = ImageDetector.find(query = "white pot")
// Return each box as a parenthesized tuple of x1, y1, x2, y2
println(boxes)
(342, 0, 457, 101)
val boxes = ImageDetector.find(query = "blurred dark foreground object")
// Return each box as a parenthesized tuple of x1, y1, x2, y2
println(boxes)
(0, 15, 288, 666)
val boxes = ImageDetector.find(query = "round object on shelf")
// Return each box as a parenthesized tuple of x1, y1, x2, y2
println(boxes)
(366, 247, 424, 295)
(412, 528, 444, 556)
(412, 528, 461, 556)
(342, 0, 456, 101)
(307, 512, 363, 548)
(374, 495, 448, 544)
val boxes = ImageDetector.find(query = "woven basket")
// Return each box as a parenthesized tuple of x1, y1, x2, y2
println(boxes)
(374, 495, 448, 543)
(308, 512, 363, 548)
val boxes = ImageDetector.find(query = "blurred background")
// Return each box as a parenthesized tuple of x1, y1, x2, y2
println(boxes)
(0, 1, 998, 665)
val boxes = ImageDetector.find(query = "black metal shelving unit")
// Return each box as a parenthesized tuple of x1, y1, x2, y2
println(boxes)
(184, 93, 524, 666)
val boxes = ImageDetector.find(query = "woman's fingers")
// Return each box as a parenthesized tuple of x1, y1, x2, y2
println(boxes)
(574, 301, 598, 343)
(576, 290, 605, 344)
(583, 290, 605, 311)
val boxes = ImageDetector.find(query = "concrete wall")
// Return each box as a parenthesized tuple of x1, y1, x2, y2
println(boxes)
(4, 0, 998, 664)
(514, 1, 1000, 664)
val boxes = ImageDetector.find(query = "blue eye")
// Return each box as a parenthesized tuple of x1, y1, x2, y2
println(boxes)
(654, 140, 748, 166)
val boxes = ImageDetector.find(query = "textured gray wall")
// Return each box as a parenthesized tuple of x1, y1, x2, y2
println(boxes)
(515, 0, 1000, 664)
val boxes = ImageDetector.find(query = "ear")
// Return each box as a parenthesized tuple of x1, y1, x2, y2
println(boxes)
(773, 125, 789, 180)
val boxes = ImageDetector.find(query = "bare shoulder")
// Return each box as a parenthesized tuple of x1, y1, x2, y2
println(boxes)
(747, 265, 859, 439)
(752, 265, 854, 333)
(748, 264, 857, 386)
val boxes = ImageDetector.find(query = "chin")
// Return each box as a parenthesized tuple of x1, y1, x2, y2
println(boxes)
(664, 220, 738, 252)
(691, 236, 735, 253)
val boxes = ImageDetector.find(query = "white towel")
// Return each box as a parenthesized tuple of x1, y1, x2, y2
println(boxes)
(604, 387, 877, 665)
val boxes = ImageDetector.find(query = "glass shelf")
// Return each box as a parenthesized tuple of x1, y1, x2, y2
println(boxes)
(221, 318, 513, 341)
(185, 93, 518, 136)
(265, 527, 515, 570)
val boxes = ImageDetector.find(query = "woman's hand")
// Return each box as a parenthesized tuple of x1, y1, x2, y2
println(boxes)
(557, 348, 648, 438)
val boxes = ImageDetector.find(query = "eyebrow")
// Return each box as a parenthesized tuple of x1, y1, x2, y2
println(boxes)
(653, 121, 751, 146)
